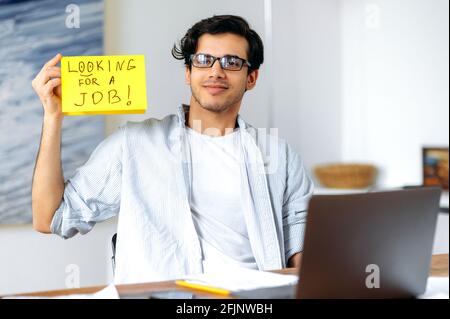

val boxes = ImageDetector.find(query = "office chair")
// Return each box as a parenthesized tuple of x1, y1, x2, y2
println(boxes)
(111, 233, 117, 275)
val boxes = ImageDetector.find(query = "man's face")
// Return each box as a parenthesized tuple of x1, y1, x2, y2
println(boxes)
(185, 33, 258, 113)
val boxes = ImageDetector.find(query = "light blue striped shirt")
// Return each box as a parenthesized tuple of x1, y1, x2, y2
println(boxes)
(51, 105, 314, 284)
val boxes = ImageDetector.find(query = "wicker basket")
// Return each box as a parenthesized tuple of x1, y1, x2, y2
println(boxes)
(314, 163, 377, 189)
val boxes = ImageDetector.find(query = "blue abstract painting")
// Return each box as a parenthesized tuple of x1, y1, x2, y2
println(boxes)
(0, 0, 104, 223)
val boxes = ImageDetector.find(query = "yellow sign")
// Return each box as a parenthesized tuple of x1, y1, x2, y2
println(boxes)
(61, 55, 147, 115)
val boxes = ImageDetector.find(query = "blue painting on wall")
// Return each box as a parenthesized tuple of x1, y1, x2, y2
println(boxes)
(0, 0, 105, 223)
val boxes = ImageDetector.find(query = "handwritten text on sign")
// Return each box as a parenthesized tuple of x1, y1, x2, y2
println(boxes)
(61, 55, 147, 115)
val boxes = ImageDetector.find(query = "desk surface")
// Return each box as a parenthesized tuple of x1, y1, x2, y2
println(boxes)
(13, 254, 449, 299)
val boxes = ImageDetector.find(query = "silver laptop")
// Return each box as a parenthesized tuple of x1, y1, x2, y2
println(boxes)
(236, 187, 441, 299)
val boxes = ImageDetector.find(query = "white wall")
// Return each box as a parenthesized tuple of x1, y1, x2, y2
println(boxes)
(339, 0, 449, 254)
(0, 218, 117, 296)
(340, 0, 449, 187)
(434, 213, 449, 254)
(272, 0, 343, 171)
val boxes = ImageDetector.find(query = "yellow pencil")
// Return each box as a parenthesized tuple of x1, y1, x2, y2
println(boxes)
(175, 280, 231, 296)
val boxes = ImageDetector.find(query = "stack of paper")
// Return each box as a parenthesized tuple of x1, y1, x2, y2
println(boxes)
(177, 267, 298, 294)
(418, 277, 449, 299)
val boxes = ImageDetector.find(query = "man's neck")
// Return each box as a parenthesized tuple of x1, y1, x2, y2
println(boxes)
(187, 99, 240, 137)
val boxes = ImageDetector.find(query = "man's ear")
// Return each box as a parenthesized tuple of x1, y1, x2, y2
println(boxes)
(185, 66, 191, 85)
(246, 69, 259, 91)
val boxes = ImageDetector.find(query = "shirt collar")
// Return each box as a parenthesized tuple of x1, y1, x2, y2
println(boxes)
(177, 104, 249, 131)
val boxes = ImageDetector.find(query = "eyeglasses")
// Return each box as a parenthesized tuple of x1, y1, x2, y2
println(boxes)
(190, 53, 251, 71)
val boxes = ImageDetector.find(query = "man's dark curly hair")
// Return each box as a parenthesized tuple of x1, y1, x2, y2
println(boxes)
(172, 15, 264, 72)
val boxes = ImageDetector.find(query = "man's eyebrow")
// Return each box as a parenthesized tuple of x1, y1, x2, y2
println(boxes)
(223, 54, 244, 59)
(197, 53, 246, 59)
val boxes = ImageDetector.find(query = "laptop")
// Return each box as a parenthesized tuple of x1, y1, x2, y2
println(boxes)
(236, 187, 441, 299)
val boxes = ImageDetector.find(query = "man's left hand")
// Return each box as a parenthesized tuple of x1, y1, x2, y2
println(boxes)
(287, 252, 302, 268)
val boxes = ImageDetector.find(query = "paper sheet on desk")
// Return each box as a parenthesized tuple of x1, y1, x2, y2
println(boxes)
(4, 283, 120, 299)
(418, 277, 449, 299)
(181, 267, 298, 292)
(440, 192, 449, 209)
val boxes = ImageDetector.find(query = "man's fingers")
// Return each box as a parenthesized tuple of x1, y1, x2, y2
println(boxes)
(42, 78, 62, 97)
(42, 53, 62, 70)
(33, 54, 62, 91)
(37, 67, 61, 86)
(55, 84, 62, 97)
(46, 66, 61, 74)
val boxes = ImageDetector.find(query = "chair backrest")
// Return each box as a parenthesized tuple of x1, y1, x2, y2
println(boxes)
(111, 233, 117, 274)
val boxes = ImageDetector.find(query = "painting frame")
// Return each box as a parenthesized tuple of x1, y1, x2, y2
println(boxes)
(0, 0, 105, 224)
(422, 147, 449, 191)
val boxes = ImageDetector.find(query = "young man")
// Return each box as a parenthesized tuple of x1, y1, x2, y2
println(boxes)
(31, 15, 313, 284)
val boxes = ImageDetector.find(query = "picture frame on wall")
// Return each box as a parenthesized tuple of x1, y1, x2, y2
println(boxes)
(422, 147, 449, 191)
(0, 0, 105, 224)
(422, 147, 449, 213)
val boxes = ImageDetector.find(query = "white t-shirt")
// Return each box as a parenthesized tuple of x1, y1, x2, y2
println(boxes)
(186, 127, 257, 272)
